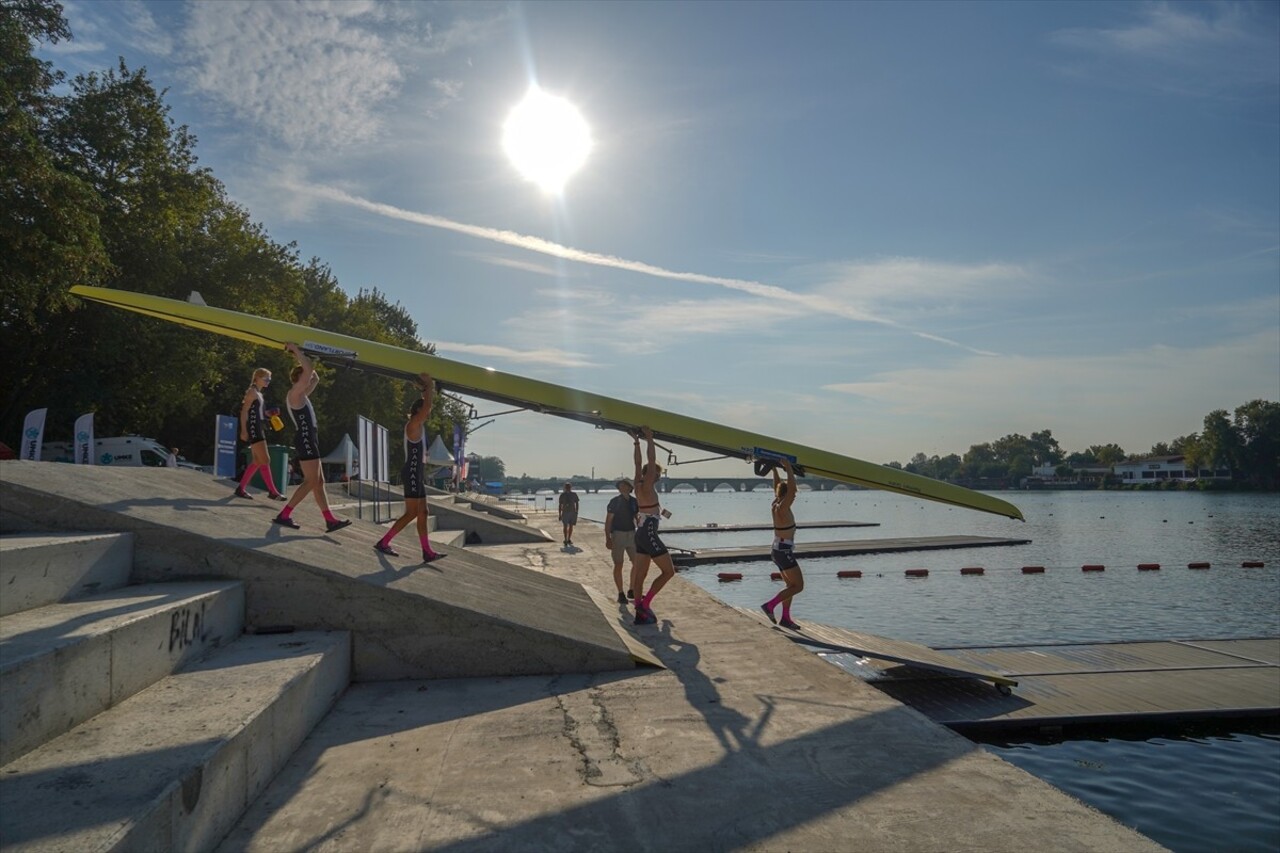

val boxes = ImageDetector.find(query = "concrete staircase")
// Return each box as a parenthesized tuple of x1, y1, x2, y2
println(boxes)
(0, 532, 350, 852)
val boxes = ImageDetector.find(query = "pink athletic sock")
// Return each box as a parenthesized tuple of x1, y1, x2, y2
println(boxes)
(239, 464, 260, 490)
(764, 594, 784, 610)
(641, 590, 656, 609)
(259, 464, 281, 496)
(279, 505, 294, 520)
(782, 602, 793, 621)
(420, 534, 439, 558)
(322, 509, 338, 523)
(379, 531, 395, 546)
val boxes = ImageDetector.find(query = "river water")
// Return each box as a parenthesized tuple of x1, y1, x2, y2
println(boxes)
(564, 487, 1280, 853)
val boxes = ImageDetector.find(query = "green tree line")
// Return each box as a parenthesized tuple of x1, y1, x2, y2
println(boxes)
(889, 400, 1280, 490)
(2, 1, 467, 465)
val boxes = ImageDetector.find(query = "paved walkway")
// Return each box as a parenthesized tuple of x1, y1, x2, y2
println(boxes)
(220, 514, 1164, 852)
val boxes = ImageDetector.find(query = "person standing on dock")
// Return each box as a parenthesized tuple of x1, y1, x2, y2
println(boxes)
(558, 482, 579, 547)
(605, 477, 639, 604)
(631, 426, 677, 625)
(761, 458, 803, 630)
(374, 373, 441, 562)
(271, 343, 351, 533)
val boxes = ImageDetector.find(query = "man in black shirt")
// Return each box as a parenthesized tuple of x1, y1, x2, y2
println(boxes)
(605, 478, 639, 604)
(558, 482, 579, 547)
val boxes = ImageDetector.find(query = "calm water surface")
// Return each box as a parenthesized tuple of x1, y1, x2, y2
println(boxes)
(568, 488, 1280, 853)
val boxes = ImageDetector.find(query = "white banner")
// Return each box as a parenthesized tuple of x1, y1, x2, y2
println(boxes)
(73, 412, 95, 464)
(377, 423, 389, 484)
(20, 408, 47, 461)
(358, 415, 372, 482)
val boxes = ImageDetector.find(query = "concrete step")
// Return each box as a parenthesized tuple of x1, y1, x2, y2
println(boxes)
(0, 533, 134, 617)
(0, 581, 245, 766)
(0, 630, 350, 853)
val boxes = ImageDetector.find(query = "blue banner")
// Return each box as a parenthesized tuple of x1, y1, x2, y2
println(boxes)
(215, 415, 238, 478)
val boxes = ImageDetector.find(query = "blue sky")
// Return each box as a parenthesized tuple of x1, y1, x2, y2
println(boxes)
(45, 1, 1279, 480)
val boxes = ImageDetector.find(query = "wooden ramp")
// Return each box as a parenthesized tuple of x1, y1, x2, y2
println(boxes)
(848, 637, 1280, 731)
(661, 520, 879, 534)
(676, 534, 1030, 566)
(737, 608, 1017, 689)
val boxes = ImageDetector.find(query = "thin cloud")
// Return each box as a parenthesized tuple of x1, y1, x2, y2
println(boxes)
(1051, 2, 1280, 98)
(823, 329, 1280, 450)
(297, 182, 1003, 355)
(182, 1, 409, 149)
(430, 340, 594, 368)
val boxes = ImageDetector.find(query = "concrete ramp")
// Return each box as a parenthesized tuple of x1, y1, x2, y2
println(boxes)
(1, 462, 656, 681)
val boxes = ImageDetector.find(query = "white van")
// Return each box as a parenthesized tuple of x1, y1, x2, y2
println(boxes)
(42, 435, 192, 468)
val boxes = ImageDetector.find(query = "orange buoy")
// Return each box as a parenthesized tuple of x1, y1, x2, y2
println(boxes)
(1021, 566, 1045, 574)
(904, 569, 929, 578)
(1137, 563, 1160, 570)
(1187, 562, 1210, 569)
(837, 570, 862, 579)
(960, 567, 984, 575)
(770, 572, 783, 581)
(717, 572, 743, 582)
(1081, 564, 1105, 572)
(1242, 561, 1265, 568)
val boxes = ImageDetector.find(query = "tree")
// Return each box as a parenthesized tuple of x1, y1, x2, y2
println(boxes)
(470, 455, 506, 482)
(1199, 410, 1241, 476)
(0, 0, 110, 428)
(1233, 400, 1280, 489)
(1088, 444, 1126, 465)
(1029, 429, 1063, 466)
(1149, 442, 1172, 457)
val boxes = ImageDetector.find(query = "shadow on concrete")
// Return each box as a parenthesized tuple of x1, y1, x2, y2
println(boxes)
(648, 619, 766, 754)
(0, 589, 199, 650)
(433, 704, 973, 853)
(0, 738, 225, 847)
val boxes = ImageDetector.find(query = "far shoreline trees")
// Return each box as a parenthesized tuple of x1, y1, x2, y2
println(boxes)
(888, 400, 1279, 491)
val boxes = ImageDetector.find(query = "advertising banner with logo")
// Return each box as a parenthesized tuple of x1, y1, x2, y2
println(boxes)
(215, 415, 238, 478)
(21, 408, 47, 460)
(73, 412, 95, 464)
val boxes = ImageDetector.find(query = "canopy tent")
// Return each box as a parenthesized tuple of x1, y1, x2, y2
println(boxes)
(320, 433, 357, 480)
(426, 435, 454, 470)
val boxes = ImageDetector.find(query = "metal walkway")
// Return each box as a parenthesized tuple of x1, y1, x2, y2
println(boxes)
(738, 608, 1017, 689)
(677, 534, 1031, 566)
(661, 520, 878, 534)
(799, 627, 1280, 731)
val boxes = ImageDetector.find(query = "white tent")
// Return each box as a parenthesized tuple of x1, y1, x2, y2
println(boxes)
(426, 435, 454, 470)
(320, 433, 357, 479)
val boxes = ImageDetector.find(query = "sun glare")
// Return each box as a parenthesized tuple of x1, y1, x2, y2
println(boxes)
(503, 86, 593, 194)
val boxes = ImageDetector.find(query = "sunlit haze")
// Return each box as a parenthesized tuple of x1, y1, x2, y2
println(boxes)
(43, 1, 1280, 480)
(503, 86, 593, 193)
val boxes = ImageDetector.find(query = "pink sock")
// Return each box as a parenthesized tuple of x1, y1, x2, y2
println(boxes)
(420, 534, 439, 557)
(379, 531, 395, 546)
(782, 602, 792, 621)
(641, 591, 655, 609)
(258, 464, 281, 496)
(764, 594, 784, 610)
(322, 510, 337, 523)
(280, 505, 293, 520)
(239, 464, 260, 490)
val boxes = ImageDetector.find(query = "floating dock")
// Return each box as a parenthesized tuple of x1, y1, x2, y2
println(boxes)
(773, 620, 1280, 732)
(662, 520, 879, 534)
(673, 534, 1031, 566)
(738, 608, 1016, 689)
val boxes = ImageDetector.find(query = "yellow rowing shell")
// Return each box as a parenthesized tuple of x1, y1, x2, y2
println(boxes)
(70, 285, 1024, 520)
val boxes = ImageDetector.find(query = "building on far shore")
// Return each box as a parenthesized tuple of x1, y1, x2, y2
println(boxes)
(1112, 455, 1231, 484)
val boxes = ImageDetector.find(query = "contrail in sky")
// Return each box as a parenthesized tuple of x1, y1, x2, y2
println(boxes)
(301, 183, 1000, 356)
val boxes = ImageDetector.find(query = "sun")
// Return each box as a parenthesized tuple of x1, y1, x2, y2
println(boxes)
(502, 86, 593, 194)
